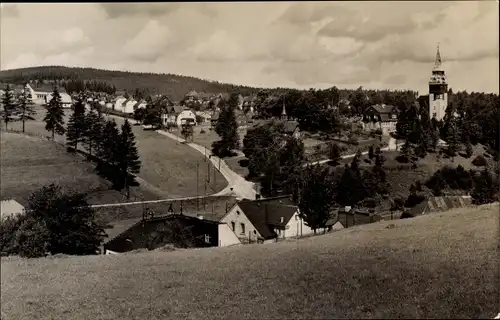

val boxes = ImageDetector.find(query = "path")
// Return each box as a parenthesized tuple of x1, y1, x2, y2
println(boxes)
(304, 137, 403, 167)
(156, 130, 257, 200)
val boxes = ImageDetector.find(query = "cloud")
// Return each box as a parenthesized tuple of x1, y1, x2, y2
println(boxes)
(0, 2, 498, 94)
(122, 20, 171, 62)
(0, 4, 19, 18)
(100, 3, 180, 19)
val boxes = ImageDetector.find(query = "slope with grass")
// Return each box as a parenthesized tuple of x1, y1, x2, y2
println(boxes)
(1, 204, 498, 319)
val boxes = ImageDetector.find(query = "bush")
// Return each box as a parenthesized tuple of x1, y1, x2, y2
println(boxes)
(15, 217, 50, 258)
(0, 215, 23, 256)
(405, 193, 426, 208)
(472, 155, 487, 167)
(200, 129, 206, 134)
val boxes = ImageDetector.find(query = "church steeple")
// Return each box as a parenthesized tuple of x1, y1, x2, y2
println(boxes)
(281, 96, 288, 121)
(433, 43, 442, 70)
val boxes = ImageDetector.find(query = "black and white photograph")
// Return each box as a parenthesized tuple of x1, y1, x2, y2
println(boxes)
(0, 1, 499, 319)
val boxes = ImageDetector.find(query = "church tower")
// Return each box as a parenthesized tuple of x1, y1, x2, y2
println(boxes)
(281, 97, 288, 121)
(428, 43, 448, 121)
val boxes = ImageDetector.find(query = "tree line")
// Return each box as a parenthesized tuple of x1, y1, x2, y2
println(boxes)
(63, 79, 116, 95)
(1, 84, 37, 132)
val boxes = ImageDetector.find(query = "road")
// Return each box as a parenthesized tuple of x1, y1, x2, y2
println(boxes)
(156, 130, 258, 200)
(304, 137, 402, 167)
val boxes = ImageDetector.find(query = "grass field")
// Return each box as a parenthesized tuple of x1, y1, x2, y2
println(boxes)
(1, 204, 498, 319)
(1, 106, 227, 198)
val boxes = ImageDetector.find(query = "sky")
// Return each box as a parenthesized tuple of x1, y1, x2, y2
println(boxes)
(1, 2, 498, 94)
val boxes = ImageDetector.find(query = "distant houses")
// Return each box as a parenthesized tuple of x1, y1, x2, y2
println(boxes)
(362, 104, 399, 135)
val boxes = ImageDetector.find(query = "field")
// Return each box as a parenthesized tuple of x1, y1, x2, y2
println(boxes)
(1, 204, 498, 319)
(0, 132, 159, 205)
(1, 106, 227, 199)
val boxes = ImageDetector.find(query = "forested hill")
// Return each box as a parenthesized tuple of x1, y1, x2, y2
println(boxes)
(0, 66, 264, 101)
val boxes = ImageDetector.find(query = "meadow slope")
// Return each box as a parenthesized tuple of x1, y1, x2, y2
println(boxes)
(1, 204, 499, 319)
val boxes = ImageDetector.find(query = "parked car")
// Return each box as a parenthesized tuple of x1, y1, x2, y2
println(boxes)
(142, 124, 160, 131)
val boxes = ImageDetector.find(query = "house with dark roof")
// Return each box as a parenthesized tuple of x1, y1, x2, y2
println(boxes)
(335, 207, 383, 228)
(220, 195, 317, 243)
(162, 105, 197, 127)
(103, 213, 241, 254)
(401, 196, 473, 219)
(363, 104, 399, 135)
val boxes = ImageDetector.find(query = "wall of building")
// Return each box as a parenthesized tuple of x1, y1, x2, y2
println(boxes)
(123, 101, 137, 114)
(218, 223, 242, 247)
(176, 110, 197, 126)
(220, 204, 261, 243)
(429, 92, 448, 121)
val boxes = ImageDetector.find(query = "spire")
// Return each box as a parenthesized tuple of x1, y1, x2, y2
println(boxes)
(433, 42, 442, 70)
(281, 96, 287, 120)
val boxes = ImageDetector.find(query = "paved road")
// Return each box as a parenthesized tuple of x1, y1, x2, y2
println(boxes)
(156, 130, 257, 200)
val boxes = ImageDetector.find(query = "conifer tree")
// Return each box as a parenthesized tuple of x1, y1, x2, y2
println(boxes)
(117, 120, 141, 198)
(212, 99, 239, 157)
(66, 94, 87, 151)
(16, 89, 36, 133)
(84, 109, 105, 157)
(471, 168, 497, 205)
(368, 145, 375, 160)
(96, 119, 120, 185)
(445, 113, 461, 157)
(328, 142, 342, 165)
(43, 87, 66, 140)
(1, 84, 16, 130)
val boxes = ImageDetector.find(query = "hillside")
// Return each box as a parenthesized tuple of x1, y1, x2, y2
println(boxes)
(1, 204, 499, 319)
(0, 66, 264, 101)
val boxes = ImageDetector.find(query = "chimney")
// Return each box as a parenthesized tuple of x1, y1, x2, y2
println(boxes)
(280, 217, 284, 224)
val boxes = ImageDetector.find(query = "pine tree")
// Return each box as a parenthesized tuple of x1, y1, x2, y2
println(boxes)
(445, 113, 461, 158)
(213, 99, 239, 157)
(464, 140, 473, 158)
(117, 119, 141, 198)
(368, 145, 375, 160)
(96, 119, 120, 186)
(43, 87, 66, 140)
(66, 94, 87, 151)
(298, 166, 335, 233)
(16, 89, 36, 133)
(328, 142, 342, 165)
(1, 84, 16, 130)
(471, 168, 497, 205)
(84, 109, 105, 157)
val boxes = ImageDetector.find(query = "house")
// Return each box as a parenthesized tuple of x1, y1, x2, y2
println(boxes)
(162, 105, 197, 127)
(25, 83, 72, 107)
(283, 120, 301, 139)
(134, 100, 148, 110)
(121, 99, 138, 114)
(211, 111, 220, 127)
(102, 213, 241, 254)
(401, 196, 473, 219)
(195, 110, 212, 124)
(113, 96, 127, 112)
(185, 90, 199, 102)
(220, 196, 318, 243)
(324, 218, 345, 232)
(1, 199, 25, 220)
(336, 207, 382, 228)
(363, 104, 399, 135)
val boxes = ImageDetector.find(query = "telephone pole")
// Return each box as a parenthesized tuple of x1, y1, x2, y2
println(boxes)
(196, 160, 199, 215)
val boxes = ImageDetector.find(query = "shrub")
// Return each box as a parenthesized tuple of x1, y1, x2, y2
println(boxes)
(405, 193, 426, 208)
(200, 129, 206, 134)
(15, 217, 50, 258)
(0, 215, 24, 256)
(472, 155, 487, 167)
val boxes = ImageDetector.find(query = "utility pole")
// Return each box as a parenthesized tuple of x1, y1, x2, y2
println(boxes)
(196, 160, 199, 215)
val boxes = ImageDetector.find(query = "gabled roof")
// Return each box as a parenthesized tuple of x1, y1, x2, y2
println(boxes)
(28, 83, 67, 94)
(409, 196, 472, 217)
(234, 196, 298, 240)
(186, 90, 198, 98)
(284, 120, 299, 133)
(368, 104, 396, 114)
(1, 199, 25, 219)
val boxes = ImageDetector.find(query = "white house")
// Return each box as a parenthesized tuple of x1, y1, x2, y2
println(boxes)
(134, 100, 147, 110)
(163, 105, 197, 127)
(1, 199, 25, 221)
(219, 196, 319, 243)
(122, 99, 138, 114)
(113, 96, 127, 112)
(25, 83, 72, 107)
(46, 91, 73, 108)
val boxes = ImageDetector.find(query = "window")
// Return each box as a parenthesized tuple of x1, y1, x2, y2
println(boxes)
(236, 210, 240, 215)
(204, 234, 211, 244)
(231, 221, 235, 231)
(240, 223, 245, 234)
